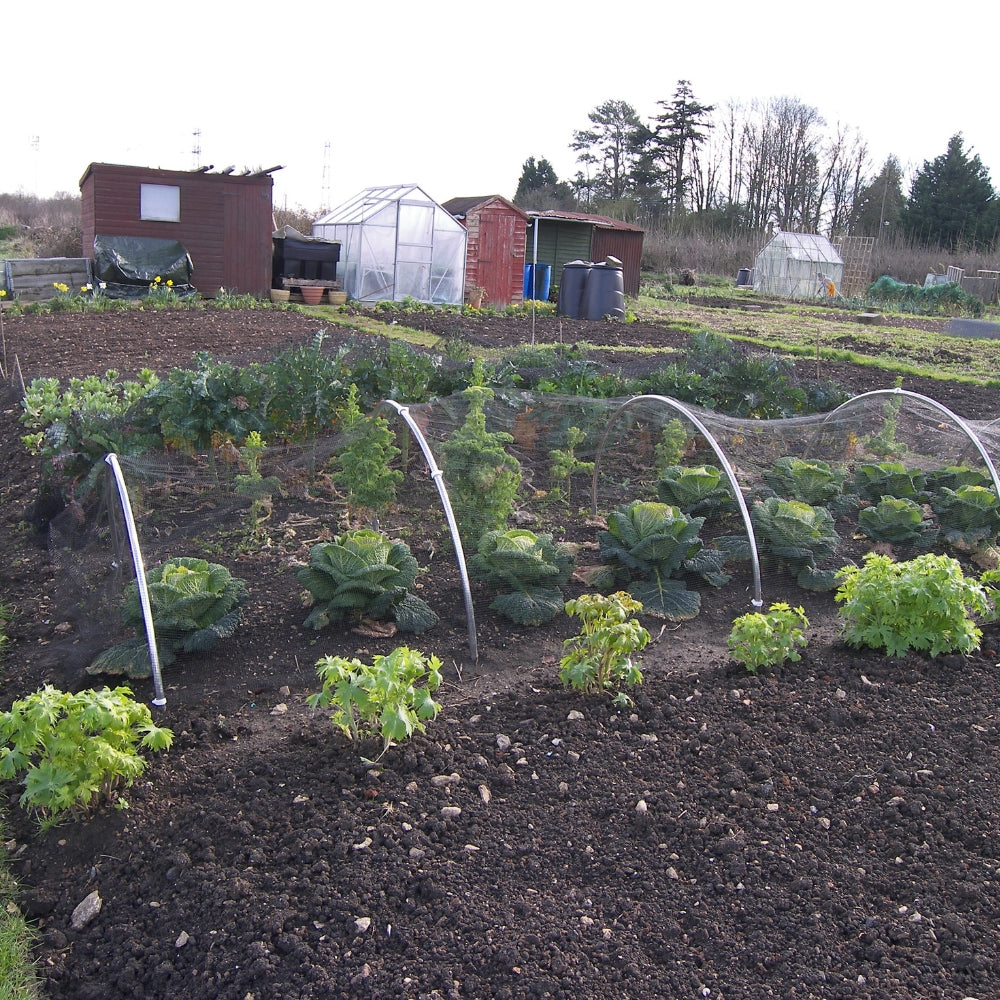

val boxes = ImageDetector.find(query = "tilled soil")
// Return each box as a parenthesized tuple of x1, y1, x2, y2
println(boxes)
(2, 304, 1000, 1000)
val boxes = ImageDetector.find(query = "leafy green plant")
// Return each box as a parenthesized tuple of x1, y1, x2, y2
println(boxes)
(652, 418, 690, 475)
(596, 500, 728, 620)
(142, 352, 267, 449)
(763, 457, 845, 505)
(835, 551, 988, 657)
(233, 431, 283, 550)
(307, 646, 442, 758)
(857, 496, 937, 547)
(331, 385, 403, 521)
(656, 463, 735, 516)
(863, 381, 906, 459)
(20, 369, 160, 479)
(0, 685, 173, 828)
(88, 557, 249, 677)
(559, 591, 650, 706)
(548, 426, 594, 503)
(728, 602, 809, 674)
(297, 528, 438, 633)
(467, 528, 576, 625)
(441, 375, 522, 543)
(751, 497, 841, 590)
(929, 484, 1000, 550)
(852, 461, 927, 503)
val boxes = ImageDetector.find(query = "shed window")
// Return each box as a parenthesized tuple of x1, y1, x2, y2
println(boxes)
(140, 184, 180, 222)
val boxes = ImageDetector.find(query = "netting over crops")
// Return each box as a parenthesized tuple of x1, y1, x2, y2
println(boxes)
(42, 384, 1000, 682)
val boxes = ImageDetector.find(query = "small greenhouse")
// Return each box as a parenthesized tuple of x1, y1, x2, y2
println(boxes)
(753, 231, 844, 298)
(312, 184, 467, 305)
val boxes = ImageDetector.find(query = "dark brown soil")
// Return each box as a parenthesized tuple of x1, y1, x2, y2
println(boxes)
(2, 304, 1000, 1000)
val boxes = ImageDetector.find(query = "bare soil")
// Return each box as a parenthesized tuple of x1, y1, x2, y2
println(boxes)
(2, 305, 1000, 1000)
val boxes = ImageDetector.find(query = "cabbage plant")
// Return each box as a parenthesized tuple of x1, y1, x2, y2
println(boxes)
(596, 500, 728, 620)
(468, 528, 576, 625)
(656, 464, 735, 516)
(88, 557, 249, 677)
(763, 457, 845, 506)
(297, 528, 438, 633)
(751, 497, 840, 590)
(930, 484, 1000, 550)
(857, 496, 937, 548)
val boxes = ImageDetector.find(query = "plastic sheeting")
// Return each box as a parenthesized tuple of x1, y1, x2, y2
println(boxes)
(93, 235, 196, 298)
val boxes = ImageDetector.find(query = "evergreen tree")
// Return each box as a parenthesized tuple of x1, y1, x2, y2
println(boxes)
(652, 80, 715, 215)
(513, 156, 575, 210)
(571, 99, 644, 202)
(848, 155, 903, 237)
(901, 134, 998, 249)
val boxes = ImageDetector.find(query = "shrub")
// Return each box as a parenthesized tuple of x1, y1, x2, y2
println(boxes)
(835, 552, 988, 657)
(728, 602, 809, 674)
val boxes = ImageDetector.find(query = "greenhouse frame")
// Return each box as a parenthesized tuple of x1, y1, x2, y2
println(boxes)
(753, 231, 844, 298)
(312, 184, 467, 305)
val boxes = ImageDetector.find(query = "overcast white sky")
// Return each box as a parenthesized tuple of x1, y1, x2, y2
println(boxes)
(6, 1, 998, 215)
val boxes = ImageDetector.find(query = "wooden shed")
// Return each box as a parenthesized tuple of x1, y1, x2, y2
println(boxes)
(80, 162, 279, 297)
(442, 195, 529, 307)
(525, 211, 645, 297)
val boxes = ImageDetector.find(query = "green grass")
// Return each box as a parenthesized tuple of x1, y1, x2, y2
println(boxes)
(0, 829, 39, 1000)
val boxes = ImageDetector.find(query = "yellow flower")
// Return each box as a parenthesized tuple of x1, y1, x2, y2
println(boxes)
(0, 290, 6, 299)
(154, 276, 162, 284)
(166, 279, 173, 287)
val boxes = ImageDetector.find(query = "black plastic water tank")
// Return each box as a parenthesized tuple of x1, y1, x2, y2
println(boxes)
(581, 261, 625, 320)
(557, 261, 591, 318)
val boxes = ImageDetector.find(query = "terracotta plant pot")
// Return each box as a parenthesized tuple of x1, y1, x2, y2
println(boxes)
(300, 286, 324, 305)
(269, 288, 290, 304)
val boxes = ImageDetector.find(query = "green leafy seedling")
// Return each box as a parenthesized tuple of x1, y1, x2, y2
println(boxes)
(308, 646, 442, 759)
(728, 602, 809, 674)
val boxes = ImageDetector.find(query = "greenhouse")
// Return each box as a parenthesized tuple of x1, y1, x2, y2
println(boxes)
(312, 184, 467, 305)
(753, 230, 844, 298)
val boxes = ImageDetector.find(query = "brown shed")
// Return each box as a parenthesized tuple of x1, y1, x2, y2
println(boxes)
(443, 195, 529, 307)
(526, 211, 645, 297)
(80, 162, 279, 297)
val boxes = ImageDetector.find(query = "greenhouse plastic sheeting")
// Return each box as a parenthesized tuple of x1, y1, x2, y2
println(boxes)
(93, 235, 196, 297)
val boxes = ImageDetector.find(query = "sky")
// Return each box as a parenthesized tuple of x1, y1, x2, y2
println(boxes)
(6, 1, 999, 216)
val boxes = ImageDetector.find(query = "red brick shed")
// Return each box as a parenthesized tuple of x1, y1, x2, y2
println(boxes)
(443, 195, 529, 307)
(79, 162, 279, 297)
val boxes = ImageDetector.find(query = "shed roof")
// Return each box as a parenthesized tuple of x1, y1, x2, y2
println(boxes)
(442, 195, 529, 221)
(527, 210, 644, 233)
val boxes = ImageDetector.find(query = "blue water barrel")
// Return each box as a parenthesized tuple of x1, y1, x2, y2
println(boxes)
(557, 261, 592, 318)
(523, 264, 535, 300)
(534, 263, 552, 302)
(581, 262, 625, 321)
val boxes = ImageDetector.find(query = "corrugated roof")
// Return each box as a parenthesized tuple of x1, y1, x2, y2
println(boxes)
(527, 210, 644, 233)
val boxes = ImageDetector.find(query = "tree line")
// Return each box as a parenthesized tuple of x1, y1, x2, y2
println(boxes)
(514, 82, 1000, 251)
